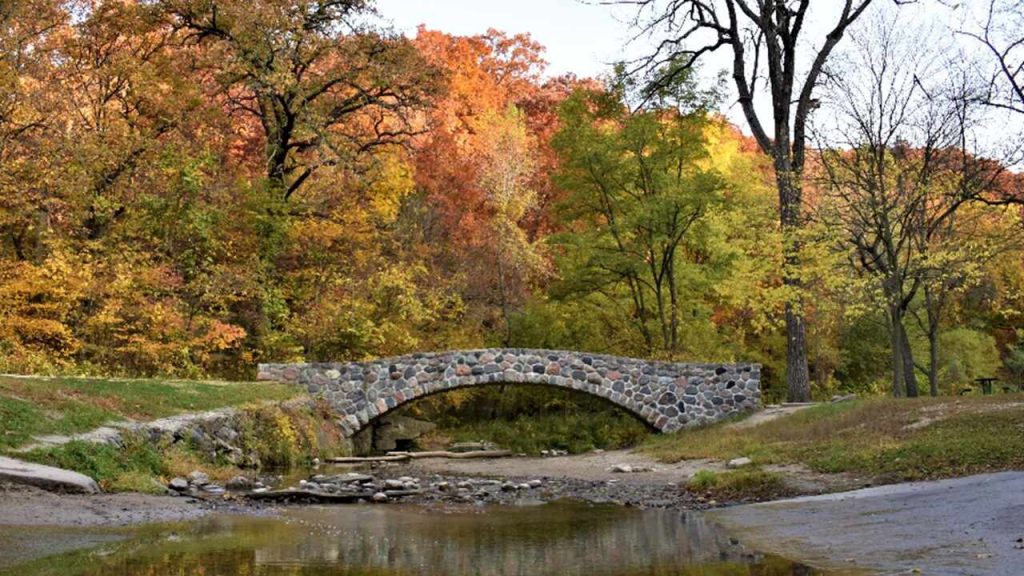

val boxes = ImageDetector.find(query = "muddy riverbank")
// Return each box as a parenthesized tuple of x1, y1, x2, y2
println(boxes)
(0, 448, 861, 528)
(0, 480, 238, 527)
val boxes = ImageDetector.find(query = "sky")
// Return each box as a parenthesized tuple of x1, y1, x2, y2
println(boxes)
(373, 0, 1020, 158)
(372, 1, 936, 80)
(372, 1, 935, 126)
(375, 0, 638, 79)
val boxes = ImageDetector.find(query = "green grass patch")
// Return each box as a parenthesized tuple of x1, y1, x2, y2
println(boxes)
(0, 375, 299, 449)
(0, 395, 44, 448)
(644, 396, 1024, 481)
(688, 468, 793, 501)
(19, 437, 167, 493)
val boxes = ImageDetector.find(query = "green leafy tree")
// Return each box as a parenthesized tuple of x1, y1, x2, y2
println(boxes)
(551, 77, 726, 357)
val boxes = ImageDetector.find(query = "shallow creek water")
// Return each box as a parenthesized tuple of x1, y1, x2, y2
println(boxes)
(0, 502, 830, 575)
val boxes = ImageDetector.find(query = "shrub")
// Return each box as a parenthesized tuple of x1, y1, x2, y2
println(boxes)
(687, 468, 792, 500)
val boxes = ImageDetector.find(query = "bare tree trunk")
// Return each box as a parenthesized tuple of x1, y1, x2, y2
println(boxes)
(924, 286, 941, 397)
(666, 253, 679, 355)
(897, 319, 919, 397)
(785, 304, 812, 402)
(928, 330, 939, 397)
(777, 166, 811, 402)
(888, 306, 906, 398)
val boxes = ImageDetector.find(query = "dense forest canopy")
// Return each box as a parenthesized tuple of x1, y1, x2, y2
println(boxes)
(0, 0, 1022, 401)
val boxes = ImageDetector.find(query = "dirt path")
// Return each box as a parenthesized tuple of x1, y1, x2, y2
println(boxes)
(726, 402, 816, 429)
(410, 447, 865, 498)
(13, 407, 243, 453)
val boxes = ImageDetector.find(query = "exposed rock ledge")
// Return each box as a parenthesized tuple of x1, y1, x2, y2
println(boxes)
(13, 407, 242, 453)
(0, 456, 100, 494)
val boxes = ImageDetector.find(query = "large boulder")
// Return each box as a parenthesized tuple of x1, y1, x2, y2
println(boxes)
(0, 456, 100, 494)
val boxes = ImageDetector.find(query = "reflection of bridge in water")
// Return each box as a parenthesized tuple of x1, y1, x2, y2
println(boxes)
(259, 349, 762, 435)
(248, 504, 764, 575)
(54, 503, 803, 575)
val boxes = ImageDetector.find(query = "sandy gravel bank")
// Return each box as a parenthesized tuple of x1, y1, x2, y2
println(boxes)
(0, 481, 216, 527)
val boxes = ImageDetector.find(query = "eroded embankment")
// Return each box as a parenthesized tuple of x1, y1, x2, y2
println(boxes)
(11, 397, 352, 494)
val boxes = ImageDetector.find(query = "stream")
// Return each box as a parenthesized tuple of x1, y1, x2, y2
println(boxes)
(0, 501, 832, 575)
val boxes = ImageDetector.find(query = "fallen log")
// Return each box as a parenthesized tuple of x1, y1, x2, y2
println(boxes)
(388, 450, 513, 460)
(245, 489, 371, 503)
(381, 489, 424, 498)
(245, 488, 424, 503)
(325, 449, 512, 464)
(326, 454, 412, 464)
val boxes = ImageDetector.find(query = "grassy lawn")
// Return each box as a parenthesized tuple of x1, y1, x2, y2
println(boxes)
(643, 395, 1024, 482)
(0, 375, 300, 450)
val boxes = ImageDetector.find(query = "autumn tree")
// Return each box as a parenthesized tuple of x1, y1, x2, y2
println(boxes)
(164, 0, 440, 199)
(816, 16, 1017, 397)
(476, 105, 546, 344)
(0, 0, 64, 262)
(620, 0, 908, 401)
(57, 2, 199, 242)
(0, 0, 60, 152)
(0, 1, 259, 375)
(411, 29, 555, 340)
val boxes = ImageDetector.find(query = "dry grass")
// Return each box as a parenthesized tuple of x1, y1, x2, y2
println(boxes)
(163, 446, 241, 484)
(688, 468, 796, 501)
(644, 395, 1024, 481)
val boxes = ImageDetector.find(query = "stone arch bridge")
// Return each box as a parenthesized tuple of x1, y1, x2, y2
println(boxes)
(258, 349, 761, 436)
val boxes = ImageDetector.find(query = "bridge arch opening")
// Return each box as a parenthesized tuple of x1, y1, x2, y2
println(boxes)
(351, 381, 659, 455)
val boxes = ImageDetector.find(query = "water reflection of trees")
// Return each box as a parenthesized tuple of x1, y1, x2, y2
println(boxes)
(256, 505, 749, 575)
(50, 505, 818, 576)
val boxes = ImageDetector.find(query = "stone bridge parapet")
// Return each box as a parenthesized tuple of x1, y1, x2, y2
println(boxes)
(258, 349, 761, 436)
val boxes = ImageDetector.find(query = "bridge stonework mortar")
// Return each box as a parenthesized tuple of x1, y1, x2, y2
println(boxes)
(257, 349, 761, 436)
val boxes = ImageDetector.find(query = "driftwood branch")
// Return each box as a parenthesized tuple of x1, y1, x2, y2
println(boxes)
(326, 450, 513, 464)
(246, 488, 423, 502)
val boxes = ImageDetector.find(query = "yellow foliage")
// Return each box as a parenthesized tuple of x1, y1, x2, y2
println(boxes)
(0, 251, 91, 372)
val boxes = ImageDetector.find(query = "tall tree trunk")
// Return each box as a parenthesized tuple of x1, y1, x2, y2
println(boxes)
(928, 329, 939, 397)
(626, 274, 654, 354)
(785, 304, 811, 402)
(924, 286, 941, 397)
(777, 164, 811, 402)
(897, 318, 919, 397)
(496, 244, 512, 347)
(888, 305, 906, 397)
(666, 250, 679, 356)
